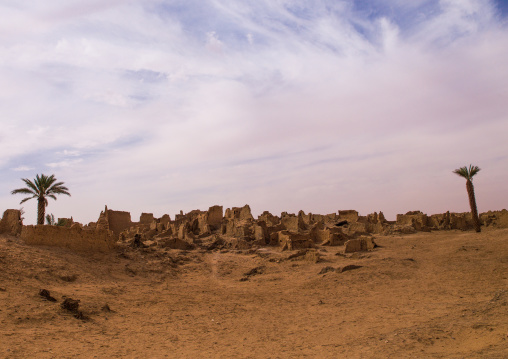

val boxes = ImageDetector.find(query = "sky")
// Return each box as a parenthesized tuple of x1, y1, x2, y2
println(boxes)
(1, 0, 507, 225)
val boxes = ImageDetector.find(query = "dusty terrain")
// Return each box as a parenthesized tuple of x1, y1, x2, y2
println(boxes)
(1, 229, 507, 358)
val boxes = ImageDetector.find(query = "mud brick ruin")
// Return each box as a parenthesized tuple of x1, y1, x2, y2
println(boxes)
(2, 205, 507, 253)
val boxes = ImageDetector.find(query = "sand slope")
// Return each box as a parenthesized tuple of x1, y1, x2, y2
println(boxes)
(1, 229, 507, 358)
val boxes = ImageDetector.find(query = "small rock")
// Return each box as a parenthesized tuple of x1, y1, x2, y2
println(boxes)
(74, 311, 88, 320)
(318, 266, 336, 275)
(338, 264, 362, 273)
(61, 297, 80, 313)
(243, 266, 264, 277)
(39, 289, 57, 302)
(59, 274, 78, 282)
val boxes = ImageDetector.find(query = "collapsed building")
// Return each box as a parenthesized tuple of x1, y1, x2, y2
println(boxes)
(2, 206, 507, 253)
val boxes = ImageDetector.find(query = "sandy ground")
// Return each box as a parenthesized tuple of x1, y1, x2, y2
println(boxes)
(1, 229, 507, 358)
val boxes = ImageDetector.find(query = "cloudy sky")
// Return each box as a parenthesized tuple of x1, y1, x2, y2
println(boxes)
(1, 0, 507, 225)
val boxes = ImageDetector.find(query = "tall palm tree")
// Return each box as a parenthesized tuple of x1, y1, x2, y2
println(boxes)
(453, 165, 481, 232)
(11, 174, 71, 225)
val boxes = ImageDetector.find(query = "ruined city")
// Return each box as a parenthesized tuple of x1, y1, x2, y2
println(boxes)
(1, 205, 507, 253)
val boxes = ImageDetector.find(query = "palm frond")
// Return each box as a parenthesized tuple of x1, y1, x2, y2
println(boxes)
(21, 178, 39, 194)
(48, 183, 71, 196)
(19, 195, 37, 204)
(468, 165, 481, 178)
(453, 166, 469, 179)
(11, 187, 36, 195)
(50, 189, 71, 196)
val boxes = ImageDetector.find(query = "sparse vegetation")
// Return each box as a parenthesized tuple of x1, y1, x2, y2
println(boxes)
(45, 213, 67, 226)
(11, 174, 70, 225)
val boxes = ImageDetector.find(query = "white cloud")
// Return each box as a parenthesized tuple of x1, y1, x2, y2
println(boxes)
(12, 166, 34, 172)
(206, 31, 224, 53)
(46, 159, 83, 168)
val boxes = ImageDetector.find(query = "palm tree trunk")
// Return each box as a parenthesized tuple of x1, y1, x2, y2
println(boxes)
(466, 179, 481, 232)
(37, 197, 45, 225)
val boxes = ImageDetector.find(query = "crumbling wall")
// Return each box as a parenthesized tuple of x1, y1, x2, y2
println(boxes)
(207, 205, 223, 230)
(277, 231, 314, 251)
(106, 209, 132, 236)
(225, 205, 254, 221)
(0, 209, 23, 236)
(396, 211, 430, 231)
(281, 214, 305, 232)
(338, 210, 359, 223)
(258, 211, 280, 226)
(140, 213, 154, 225)
(494, 210, 508, 228)
(427, 212, 474, 231)
(21, 225, 116, 252)
(479, 209, 508, 228)
(344, 237, 376, 253)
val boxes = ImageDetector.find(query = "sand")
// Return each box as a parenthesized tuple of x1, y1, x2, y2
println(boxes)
(1, 229, 507, 358)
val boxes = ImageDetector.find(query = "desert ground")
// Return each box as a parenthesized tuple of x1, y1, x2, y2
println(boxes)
(1, 229, 507, 358)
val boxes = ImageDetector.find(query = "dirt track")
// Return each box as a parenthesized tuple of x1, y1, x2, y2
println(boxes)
(1, 229, 507, 358)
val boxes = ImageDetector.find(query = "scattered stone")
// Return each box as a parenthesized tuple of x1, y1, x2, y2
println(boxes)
(39, 289, 57, 302)
(490, 290, 507, 303)
(338, 264, 362, 273)
(286, 249, 321, 262)
(61, 297, 80, 313)
(125, 264, 137, 276)
(319, 266, 336, 274)
(244, 266, 264, 277)
(74, 311, 88, 320)
(287, 250, 309, 260)
(0, 287, 6, 292)
(101, 303, 112, 312)
(61, 297, 88, 320)
(59, 274, 78, 282)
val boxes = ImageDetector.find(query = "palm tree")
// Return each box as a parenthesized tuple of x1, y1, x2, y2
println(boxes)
(45, 213, 68, 226)
(11, 174, 71, 225)
(453, 165, 481, 232)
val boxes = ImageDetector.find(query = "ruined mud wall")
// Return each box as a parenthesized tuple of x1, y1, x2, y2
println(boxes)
(480, 210, 508, 228)
(0, 209, 23, 236)
(106, 210, 132, 236)
(207, 205, 223, 229)
(21, 225, 116, 253)
(139, 213, 154, 225)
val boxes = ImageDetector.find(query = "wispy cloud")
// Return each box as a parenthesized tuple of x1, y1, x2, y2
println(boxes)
(46, 159, 83, 168)
(11, 166, 34, 172)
